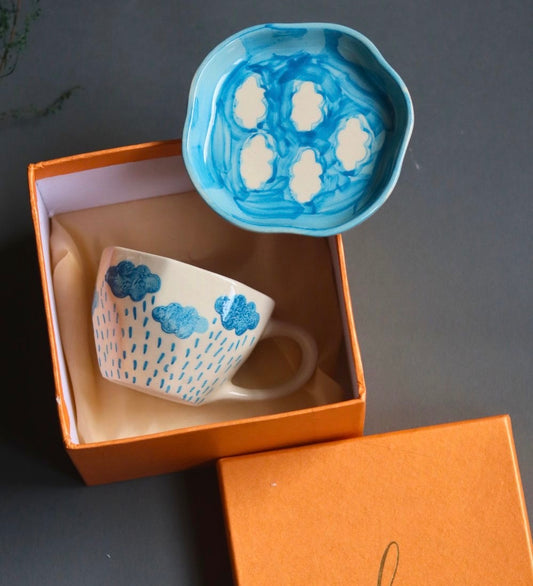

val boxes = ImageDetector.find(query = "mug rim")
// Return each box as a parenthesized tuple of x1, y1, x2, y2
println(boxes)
(101, 245, 275, 306)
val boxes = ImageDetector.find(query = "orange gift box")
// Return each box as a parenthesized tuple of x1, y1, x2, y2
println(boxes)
(218, 415, 533, 584)
(28, 140, 366, 486)
(29, 141, 532, 582)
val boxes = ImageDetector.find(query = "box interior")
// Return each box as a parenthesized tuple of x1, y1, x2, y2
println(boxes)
(34, 152, 362, 446)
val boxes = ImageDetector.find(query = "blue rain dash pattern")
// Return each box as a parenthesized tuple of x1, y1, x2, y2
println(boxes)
(93, 266, 263, 404)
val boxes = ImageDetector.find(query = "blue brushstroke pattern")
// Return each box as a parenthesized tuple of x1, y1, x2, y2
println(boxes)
(182, 23, 415, 236)
(105, 261, 161, 302)
(196, 27, 395, 227)
(152, 303, 209, 339)
(214, 294, 260, 335)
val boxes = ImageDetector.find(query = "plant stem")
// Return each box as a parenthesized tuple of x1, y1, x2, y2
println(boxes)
(0, 0, 21, 76)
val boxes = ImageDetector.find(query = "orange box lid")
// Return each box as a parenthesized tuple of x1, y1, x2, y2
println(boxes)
(218, 415, 533, 584)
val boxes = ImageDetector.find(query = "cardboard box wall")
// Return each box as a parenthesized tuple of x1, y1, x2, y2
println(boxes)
(28, 140, 366, 485)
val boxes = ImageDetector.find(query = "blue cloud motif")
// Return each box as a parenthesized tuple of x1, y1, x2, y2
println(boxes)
(105, 261, 161, 302)
(214, 294, 260, 336)
(152, 303, 208, 339)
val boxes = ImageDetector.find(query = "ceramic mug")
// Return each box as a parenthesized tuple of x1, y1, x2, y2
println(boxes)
(91, 246, 317, 405)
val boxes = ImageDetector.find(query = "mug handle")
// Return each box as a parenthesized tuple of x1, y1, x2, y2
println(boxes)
(215, 319, 318, 402)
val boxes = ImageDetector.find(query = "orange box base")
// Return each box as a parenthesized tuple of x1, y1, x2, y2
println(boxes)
(28, 140, 366, 485)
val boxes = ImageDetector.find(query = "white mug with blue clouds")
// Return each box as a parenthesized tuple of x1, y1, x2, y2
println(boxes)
(92, 247, 317, 406)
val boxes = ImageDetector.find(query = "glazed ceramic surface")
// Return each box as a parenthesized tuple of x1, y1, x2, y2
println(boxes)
(183, 23, 414, 236)
(92, 247, 317, 405)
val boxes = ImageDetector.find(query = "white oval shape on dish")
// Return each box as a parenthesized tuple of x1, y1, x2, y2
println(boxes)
(234, 75, 267, 129)
(336, 116, 369, 171)
(240, 134, 275, 189)
(290, 149, 322, 203)
(290, 81, 324, 132)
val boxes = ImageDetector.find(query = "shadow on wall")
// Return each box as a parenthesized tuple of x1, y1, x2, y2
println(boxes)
(183, 464, 235, 586)
(0, 236, 78, 486)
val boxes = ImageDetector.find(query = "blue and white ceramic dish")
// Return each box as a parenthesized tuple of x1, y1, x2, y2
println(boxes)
(183, 23, 414, 236)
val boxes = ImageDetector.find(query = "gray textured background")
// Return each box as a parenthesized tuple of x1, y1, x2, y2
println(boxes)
(1, 1, 531, 584)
